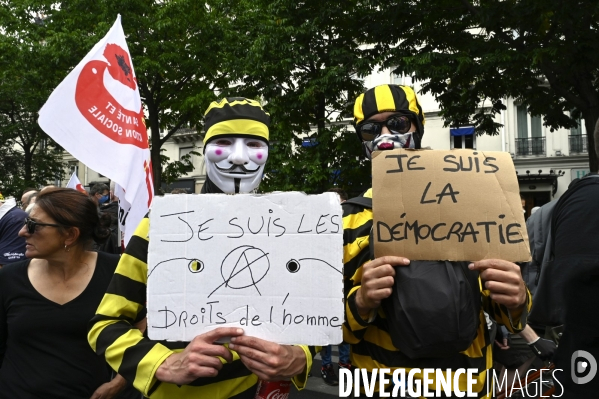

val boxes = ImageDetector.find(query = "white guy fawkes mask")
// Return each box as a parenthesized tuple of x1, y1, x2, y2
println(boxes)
(205, 136, 269, 194)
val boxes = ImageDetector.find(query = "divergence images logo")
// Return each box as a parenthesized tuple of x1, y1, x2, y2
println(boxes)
(571, 350, 597, 385)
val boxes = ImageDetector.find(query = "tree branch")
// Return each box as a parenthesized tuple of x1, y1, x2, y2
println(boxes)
(159, 113, 191, 146)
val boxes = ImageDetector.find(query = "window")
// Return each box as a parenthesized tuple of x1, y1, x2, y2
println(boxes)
(569, 115, 586, 153)
(392, 71, 403, 85)
(179, 147, 194, 161)
(391, 71, 412, 87)
(450, 127, 475, 149)
(516, 105, 528, 139)
(68, 161, 78, 176)
(515, 105, 545, 156)
(516, 105, 542, 138)
(570, 118, 582, 136)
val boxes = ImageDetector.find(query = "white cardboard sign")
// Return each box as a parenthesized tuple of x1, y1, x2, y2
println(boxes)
(147, 192, 344, 345)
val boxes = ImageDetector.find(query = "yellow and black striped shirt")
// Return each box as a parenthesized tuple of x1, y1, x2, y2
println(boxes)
(342, 189, 532, 398)
(88, 216, 313, 398)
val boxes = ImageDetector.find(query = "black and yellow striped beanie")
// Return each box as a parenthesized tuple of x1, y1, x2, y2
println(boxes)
(203, 97, 270, 145)
(353, 84, 425, 134)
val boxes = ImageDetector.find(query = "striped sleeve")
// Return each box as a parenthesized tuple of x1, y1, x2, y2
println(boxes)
(342, 200, 374, 342)
(481, 282, 532, 334)
(88, 216, 173, 396)
(291, 345, 318, 390)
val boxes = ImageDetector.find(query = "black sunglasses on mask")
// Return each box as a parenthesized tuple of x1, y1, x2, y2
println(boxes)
(357, 114, 414, 142)
(23, 217, 64, 234)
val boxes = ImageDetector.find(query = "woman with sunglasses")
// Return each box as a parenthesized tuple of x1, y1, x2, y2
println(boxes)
(0, 188, 129, 398)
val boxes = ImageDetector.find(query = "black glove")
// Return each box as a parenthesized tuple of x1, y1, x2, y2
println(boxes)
(528, 337, 557, 361)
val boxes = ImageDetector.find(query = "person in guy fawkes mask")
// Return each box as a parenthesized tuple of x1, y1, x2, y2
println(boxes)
(342, 84, 530, 398)
(201, 98, 270, 194)
(88, 98, 313, 399)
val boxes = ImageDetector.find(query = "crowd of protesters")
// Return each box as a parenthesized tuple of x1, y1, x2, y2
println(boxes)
(0, 88, 597, 398)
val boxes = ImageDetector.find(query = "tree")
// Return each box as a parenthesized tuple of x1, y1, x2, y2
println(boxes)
(216, 0, 374, 195)
(355, 0, 599, 171)
(0, 2, 70, 196)
(47, 0, 234, 192)
(0, 0, 235, 194)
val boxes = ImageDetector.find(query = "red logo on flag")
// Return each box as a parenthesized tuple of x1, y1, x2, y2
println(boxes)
(75, 43, 148, 149)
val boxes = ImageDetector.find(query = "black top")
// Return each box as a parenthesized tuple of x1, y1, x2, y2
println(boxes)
(551, 176, 599, 398)
(0, 252, 120, 399)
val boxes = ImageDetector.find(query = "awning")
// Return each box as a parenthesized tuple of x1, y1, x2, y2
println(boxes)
(302, 137, 318, 147)
(450, 126, 475, 136)
(517, 172, 560, 195)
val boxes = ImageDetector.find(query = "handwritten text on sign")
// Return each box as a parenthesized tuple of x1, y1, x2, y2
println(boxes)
(372, 149, 531, 262)
(147, 192, 344, 345)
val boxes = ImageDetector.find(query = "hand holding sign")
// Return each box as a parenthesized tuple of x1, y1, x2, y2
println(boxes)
(229, 336, 307, 381)
(469, 259, 527, 310)
(355, 256, 410, 315)
(155, 327, 244, 385)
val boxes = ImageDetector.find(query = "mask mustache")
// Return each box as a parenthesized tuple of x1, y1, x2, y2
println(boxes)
(373, 132, 413, 150)
(215, 163, 261, 173)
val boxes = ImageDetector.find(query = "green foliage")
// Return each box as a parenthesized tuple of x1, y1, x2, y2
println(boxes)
(213, 0, 374, 194)
(0, 1, 70, 196)
(354, 0, 599, 170)
(160, 147, 201, 188)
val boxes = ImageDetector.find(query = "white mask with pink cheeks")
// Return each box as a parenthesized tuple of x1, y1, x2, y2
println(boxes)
(205, 137, 269, 193)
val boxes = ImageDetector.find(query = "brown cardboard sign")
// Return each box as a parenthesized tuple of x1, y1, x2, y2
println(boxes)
(372, 149, 531, 262)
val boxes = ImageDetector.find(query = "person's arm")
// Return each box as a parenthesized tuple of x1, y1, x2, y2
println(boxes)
(519, 325, 538, 343)
(88, 217, 172, 396)
(88, 217, 244, 395)
(471, 259, 531, 333)
(342, 205, 376, 343)
(519, 325, 557, 361)
(90, 374, 127, 399)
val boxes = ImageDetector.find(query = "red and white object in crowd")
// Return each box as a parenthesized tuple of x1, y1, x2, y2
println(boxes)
(38, 14, 153, 246)
(254, 380, 291, 399)
(65, 172, 87, 194)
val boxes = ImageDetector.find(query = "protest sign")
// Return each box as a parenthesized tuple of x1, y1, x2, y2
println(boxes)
(147, 192, 344, 345)
(372, 149, 531, 262)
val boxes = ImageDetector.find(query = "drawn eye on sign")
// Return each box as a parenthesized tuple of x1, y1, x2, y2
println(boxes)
(188, 259, 204, 273)
(148, 257, 205, 277)
(285, 258, 342, 275)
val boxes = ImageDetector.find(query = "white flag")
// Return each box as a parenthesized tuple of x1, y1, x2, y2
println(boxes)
(39, 15, 153, 245)
(66, 172, 87, 194)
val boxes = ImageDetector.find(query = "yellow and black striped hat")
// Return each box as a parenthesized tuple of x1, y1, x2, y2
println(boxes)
(203, 97, 270, 145)
(354, 84, 425, 135)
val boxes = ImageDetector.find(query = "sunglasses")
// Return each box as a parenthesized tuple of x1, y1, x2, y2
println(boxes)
(23, 217, 64, 234)
(357, 115, 414, 142)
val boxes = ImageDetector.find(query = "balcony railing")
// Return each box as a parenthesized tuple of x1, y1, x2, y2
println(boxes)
(515, 137, 545, 156)
(569, 134, 587, 154)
